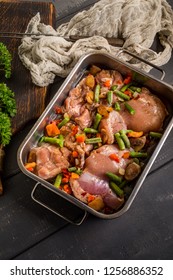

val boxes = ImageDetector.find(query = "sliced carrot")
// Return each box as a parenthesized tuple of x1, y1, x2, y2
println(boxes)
(116, 79, 123, 85)
(72, 150, 78, 158)
(26, 167, 34, 172)
(76, 134, 86, 143)
(122, 151, 130, 159)
(25, 162, 36, 172)
(124, 76, 132, 85)
(88, 194, 95, 203)
(54, 106, 62, 114)
(71, 172, 80, 179)
(71, 125, 78, 136)
(45, 122, 60, 137)
(103, 79, 111, 88)
(63, 184, 72, 195)
(109, 153, 120, 163)
(127, 131, 143, 138)
(124, 89, 133, 98)
(62, 177, 69, 183)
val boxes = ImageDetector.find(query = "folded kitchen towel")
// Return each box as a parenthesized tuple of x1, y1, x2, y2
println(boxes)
(18, 0, 173, 87)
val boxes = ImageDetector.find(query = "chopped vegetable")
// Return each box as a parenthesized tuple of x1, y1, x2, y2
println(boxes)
(127, 131, 143, 138)
(109, 153, 120, 163)
(124, 102, 135, 115)
(114, 101, 121, 111)
(121, 83, 132, 92)
(76, 134, 86, 143)
(54, 106, 62, 114)
(71, 125, 78, 136)
(88, 196, 105, 211)
(58, 116, 70, 128)
(71, 172, 80, 179)
(85, 74, 95, 89)
(115, 133, 126, 150)
(125, 162, 141, 181)
(87, 194, 95, 203)
(129, 151, 148, 158)
(119, 180, 128, 189)
(130, 86, 141, 93)
(86, 91, 94, 104)
(93, 113, 102, 129)
(149, 132, 163, 138)
(122, 151, 130, 159)
(111, 85, 118, 91)
(72, 150, 78, 158)
(103, 79, 111, 88)
(106, 172, 122, 184)
(54, 173, 62, 188)
(120, 130, 131, 148)
(68, 167, 77, 172)
(40, 135, 64, 147)
(85, 137, 102, 144)
(89, 65, 101, 75)
(115, 89, 130, 101)
(109, 181, 124, 198)
(45, 122, 60, 137)
(123, 76, 132, 85)
(63, 184, 72, 194)
(84, 127, 98, 134)
(94, 84, 100, 103)
(107, 91, 113, 105)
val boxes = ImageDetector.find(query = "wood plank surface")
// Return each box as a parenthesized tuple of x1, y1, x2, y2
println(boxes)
(0, 1, 56, 134)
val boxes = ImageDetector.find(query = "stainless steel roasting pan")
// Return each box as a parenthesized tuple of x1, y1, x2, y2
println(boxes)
(17, 51, 173, 225)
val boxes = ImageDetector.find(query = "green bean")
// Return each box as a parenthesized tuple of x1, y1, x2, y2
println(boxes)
(121, 82, 132, 92)
(115, 90, 130, 101)
(54, 173, 62, 188)
(84, 128, 98, 134)
(109, 181, 124, 198)
(85, 137, 102, 144)
(115, 133, 125, 150)
(68, 167, 77, 172)
(120, 130, 131, 148)
(130, 86, 141, 93)
(124, 102, 135, 115)
(94, 84, 100, 102)
(130, 151, 148, 158)
(119, 180, 128, 189)
(106, 172, 122, 184)
(107, 91, 113, 105)
(111, 85, 118, 91)
(149, 132, 163, 139)
(39, 135, 64, 147)
(93, 113, 102, 129)
(75, 168, 83, 175)
(58, 116, 70, 128)
(114, 101, 121, 111)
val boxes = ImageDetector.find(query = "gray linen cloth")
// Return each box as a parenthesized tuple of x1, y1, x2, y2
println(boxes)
(18, 0, 173, 87)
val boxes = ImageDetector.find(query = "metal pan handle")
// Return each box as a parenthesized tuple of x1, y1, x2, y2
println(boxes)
(31, 183, 88, 225)
(119, 48, 165, 80)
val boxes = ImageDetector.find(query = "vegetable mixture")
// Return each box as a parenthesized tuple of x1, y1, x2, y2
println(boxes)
(25, 65, 167, 214)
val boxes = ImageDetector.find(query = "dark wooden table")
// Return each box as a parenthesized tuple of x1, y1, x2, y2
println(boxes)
(0, 0, 173, 260)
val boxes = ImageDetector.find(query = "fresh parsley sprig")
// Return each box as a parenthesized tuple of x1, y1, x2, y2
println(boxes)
(0, 42, 16, 194)
(0, 42, 12, 79)
(0, 42, 16, 147)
